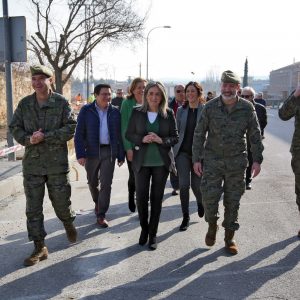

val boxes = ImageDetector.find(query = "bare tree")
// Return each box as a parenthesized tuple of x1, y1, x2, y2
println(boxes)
(202, 67, 221, 94)
(27, 0, 147, 93)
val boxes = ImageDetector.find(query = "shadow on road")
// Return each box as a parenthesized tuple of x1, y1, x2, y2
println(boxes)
(81, 236, 299, 299)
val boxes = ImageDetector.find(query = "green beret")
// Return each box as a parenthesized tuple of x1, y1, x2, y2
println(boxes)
(30, 65, 53, 78)
(221, 70, 241, 84)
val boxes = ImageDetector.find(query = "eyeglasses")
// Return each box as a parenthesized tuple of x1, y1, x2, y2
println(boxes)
(241, 94, 253, 99)
(176, 90, 184, 93)
(99, 93, 111, 97)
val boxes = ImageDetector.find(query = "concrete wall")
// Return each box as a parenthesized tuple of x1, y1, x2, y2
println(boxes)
(0, 68, 71, 128)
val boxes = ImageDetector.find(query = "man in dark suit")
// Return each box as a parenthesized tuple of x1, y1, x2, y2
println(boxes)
(241, 87, 267, 190)
(111, 88, 125, 109)
(168, 84, 185, 195)
(255, 92, 267, 107)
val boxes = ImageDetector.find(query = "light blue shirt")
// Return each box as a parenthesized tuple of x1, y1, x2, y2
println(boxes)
(95, 102, 110, 145)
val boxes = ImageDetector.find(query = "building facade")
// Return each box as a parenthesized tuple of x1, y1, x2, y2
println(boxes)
(268, 62, 300, 101)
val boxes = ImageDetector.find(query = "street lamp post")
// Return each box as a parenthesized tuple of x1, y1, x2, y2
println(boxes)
(146, 25, 171, 80)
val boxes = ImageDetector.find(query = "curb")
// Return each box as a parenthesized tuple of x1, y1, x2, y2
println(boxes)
(0, 158, 78, 202)
(0, 172, 23, 201)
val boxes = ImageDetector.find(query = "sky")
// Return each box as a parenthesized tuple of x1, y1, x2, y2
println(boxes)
(1, 0, 299, 83)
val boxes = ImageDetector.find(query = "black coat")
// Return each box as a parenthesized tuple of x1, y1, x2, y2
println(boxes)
(254, 101, 267, 130)
(125, 107, 178, 173)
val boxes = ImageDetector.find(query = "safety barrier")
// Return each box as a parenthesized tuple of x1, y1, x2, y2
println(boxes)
(0, 139, 75, 158)
(0, 144, 24, 157)
(0, 138, 79, 181)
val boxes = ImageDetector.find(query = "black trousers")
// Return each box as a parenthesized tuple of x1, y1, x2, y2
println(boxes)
(126, 159, 135, 196)
(176, 152, 202, 215)
(246, 148, 253, 185)
(170, 171, 179, 190)
(134, 166, 169, 237)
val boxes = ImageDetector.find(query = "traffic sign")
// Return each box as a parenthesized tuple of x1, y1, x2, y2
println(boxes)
(0, 16, 27, 62)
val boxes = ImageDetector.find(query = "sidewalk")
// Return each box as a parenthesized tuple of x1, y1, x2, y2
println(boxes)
(0, 128, 24, 201)
(0, 154, 79, 202)
(0, 156, 23, 202)
(0, 130, 78, 202)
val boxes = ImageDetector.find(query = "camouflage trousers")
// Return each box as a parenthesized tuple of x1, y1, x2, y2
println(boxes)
(200, 157, 247, 231)
(291, 152, 300, 211)
(23, 173, 76, 241)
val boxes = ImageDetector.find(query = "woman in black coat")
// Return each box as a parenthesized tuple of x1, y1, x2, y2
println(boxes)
(126, 81, 178, 250)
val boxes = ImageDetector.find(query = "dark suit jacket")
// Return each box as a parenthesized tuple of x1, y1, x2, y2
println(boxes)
(254, 102, 267, 130)
(173, 104, 204, 158)
(125, 107, 179, 173)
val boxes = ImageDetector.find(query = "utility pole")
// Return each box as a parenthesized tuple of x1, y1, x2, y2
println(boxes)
(84, 4, 90, 100)
(139, 62, 141, 77)
(146, 26, 171, 80)
(3, 0, 15, 160)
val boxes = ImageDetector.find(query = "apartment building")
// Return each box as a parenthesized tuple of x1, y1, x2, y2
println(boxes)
(268, 62, 300, 100)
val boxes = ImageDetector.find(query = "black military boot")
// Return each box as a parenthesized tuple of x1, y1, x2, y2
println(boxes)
(23, 240, 48, 267)
(205, 223, 219, 246)
(179, 214, 190, 231)
(64, 222, 77, 243)
(224, 229, 238, 255)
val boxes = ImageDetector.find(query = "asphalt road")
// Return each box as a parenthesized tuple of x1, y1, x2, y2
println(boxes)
(0, 108, 299, 300)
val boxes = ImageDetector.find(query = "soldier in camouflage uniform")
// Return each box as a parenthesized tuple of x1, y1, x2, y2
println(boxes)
(192, 70, 264, 254)
(9, 65, 77, 266)
(278, 85, 300, 238)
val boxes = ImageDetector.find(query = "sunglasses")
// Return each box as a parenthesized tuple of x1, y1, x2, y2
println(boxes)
(241, 95, 253, 99)
(176, 90, 184, 93)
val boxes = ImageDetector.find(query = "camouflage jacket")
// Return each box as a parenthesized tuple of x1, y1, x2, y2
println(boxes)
(9, 92, 76, 175)
(278, 92, 300, 154)
(192, 96, 264, 164)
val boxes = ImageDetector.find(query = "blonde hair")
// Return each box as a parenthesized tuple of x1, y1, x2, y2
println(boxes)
(127, 77, 147, 99)
(138, 81, 168, 117)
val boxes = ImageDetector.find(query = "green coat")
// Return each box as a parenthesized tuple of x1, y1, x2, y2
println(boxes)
(9, 92, 76, 175)
(278, 92, 300, 154)
(120, 97, 137, 151)
(192, 96, 264, 164)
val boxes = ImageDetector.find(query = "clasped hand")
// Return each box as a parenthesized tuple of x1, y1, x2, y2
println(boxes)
(142, 132, 162, 144)
(30, 128, 45, 144)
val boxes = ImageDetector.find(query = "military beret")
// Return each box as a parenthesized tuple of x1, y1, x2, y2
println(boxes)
(30, 65, 53, 78)
(221, 70, 241, 84)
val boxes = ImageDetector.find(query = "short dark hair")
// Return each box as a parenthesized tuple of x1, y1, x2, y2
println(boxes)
(94, 84, 111, 95)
